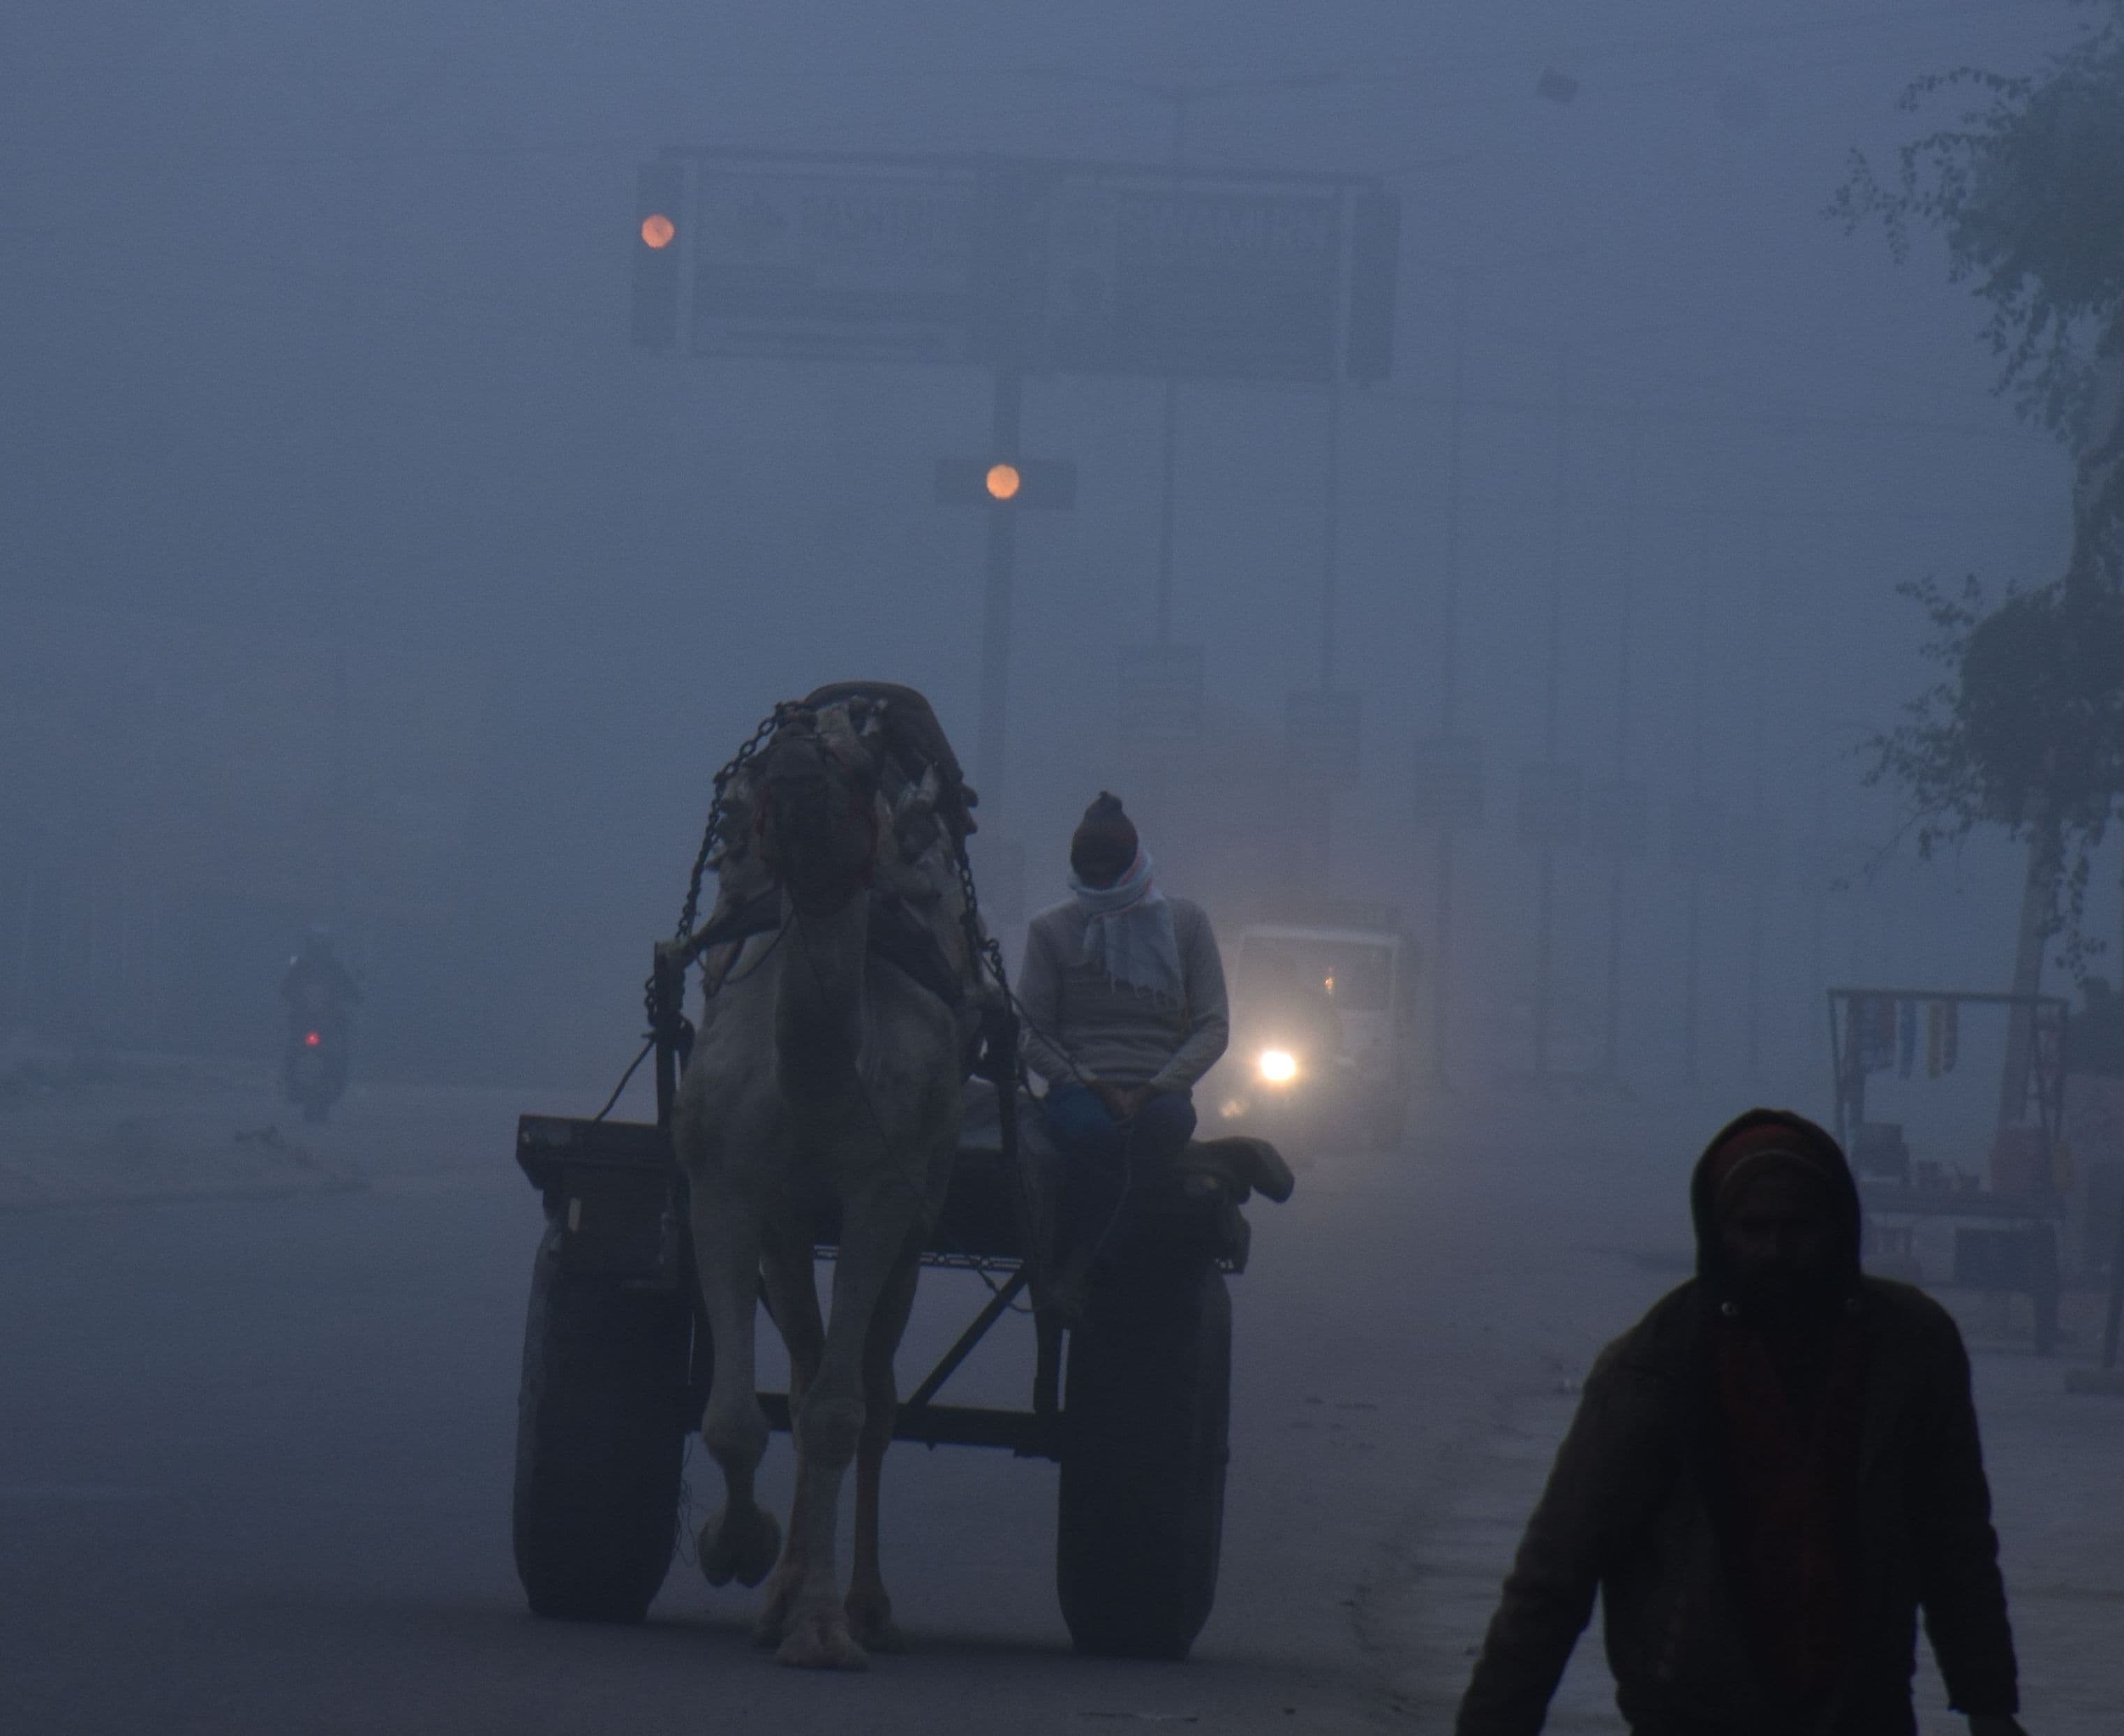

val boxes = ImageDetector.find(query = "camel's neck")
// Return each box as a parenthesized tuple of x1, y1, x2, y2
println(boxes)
(774, 892, 869, 1100)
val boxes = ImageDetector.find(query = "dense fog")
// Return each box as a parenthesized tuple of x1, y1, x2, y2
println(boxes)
(1, 1, 2085, 1124)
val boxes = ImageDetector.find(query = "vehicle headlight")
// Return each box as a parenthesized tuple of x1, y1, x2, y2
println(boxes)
(1256, 1048, 1298, 1085)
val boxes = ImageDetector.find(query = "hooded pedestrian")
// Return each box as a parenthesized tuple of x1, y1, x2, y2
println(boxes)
(1456, 1109, 2026, 1736)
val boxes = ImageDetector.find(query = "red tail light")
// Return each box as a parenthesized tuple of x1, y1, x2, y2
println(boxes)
(304, 1031, 322, 1048)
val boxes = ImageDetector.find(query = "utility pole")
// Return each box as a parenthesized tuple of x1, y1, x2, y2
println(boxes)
(1321, 383, 1342, 690)
(1429, 272, 1468, 1087)
(1154, 97, 1190, 648)
(1601, 415, 1641, 1084)
(1531, 348, 1570, 1083)
(1683, 515, 1711, 1090)
(1315, 382, 1346, 884)
(1744, 504, 1769, 1080)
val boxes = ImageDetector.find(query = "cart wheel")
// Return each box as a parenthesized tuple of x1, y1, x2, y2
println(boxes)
(512, 1218, 691, 1622)
(1057, 1254, 1231, 1659)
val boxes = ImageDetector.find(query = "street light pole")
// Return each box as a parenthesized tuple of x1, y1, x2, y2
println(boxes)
(1683, 514, 1711, 1090)
(1601, 414, 1640, 1085)
(1154, 96, 1190, 647)
(1321, 384, 1342, 689)
(1532, 347, 1571, 1083)
(1744, 503, 1769, 1080)
(1429, 272, 1468, 1087)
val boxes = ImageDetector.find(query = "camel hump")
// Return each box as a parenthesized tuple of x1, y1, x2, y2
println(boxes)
(801, 681, 976, 833)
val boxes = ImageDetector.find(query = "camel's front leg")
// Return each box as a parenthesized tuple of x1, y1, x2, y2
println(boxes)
(752, 1224, 824, 1649)
(690, 1185, 782, 1590)
(775, 1199, 923, 1670)
(846, 1245, 921, 1653)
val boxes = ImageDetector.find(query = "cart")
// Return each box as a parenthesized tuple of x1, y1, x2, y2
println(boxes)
(507, 944, 1281, 1659)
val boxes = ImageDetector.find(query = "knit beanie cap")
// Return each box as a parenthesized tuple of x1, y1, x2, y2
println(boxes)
(1070, 792, 1139, 877)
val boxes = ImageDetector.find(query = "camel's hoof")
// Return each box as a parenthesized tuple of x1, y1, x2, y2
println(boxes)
(698, 1504, 782, 1589)
(846, 1593, 905, 1654)
(776, 1607, 869, 1671)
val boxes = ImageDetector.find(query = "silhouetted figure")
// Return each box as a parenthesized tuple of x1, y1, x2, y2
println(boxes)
(1457, 1109, 2026, 1736)
(280, 928, 360, 1037)
(279, 928, 360, 1119)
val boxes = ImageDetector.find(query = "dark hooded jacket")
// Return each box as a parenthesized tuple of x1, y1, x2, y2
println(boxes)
(1455, 1110, 2017, 1736)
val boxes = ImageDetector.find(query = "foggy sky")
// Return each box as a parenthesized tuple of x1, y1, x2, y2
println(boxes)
(0, 1, 2089, 1115)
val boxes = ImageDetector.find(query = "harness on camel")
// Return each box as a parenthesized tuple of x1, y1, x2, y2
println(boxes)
(661, 685, 1018, 1095)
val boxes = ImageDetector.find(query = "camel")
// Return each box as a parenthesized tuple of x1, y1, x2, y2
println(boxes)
(671, 690, 982, 1668)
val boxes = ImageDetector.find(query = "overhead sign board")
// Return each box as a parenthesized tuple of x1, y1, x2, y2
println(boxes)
(1038, 177, 1341, 382)
(690, 165, 984, 363)
(647, 150, 1396, 384)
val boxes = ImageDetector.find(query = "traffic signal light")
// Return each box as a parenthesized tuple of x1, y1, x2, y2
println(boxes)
(632, 160, 683, 350)
(933, 457, 1076, 509)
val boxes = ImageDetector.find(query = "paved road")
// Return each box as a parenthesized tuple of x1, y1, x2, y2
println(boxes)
(3, 1084, 2115, 1734)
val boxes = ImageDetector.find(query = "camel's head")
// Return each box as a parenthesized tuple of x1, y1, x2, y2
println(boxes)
(754, 704, 883, 915)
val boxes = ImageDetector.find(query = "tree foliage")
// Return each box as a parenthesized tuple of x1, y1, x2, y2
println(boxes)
(1830, 1, 2124, 443)
(1841, 4, 2124, 975)
(1869, 576, 2124, 967)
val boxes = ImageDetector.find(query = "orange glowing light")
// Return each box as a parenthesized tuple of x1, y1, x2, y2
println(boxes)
(984, 463, 1022, 502)
(640, 213, 676, 250)
(304, 1031, 322, 1048)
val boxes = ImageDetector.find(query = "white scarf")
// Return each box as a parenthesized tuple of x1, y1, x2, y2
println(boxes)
(1071, 850, 1183, 1004)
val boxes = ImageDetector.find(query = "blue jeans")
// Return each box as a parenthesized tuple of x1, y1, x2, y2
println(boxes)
(1041, 1085, 1196, 1261)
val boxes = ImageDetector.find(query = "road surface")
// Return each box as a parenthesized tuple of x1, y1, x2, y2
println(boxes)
(2, 1081, 2115, 1733)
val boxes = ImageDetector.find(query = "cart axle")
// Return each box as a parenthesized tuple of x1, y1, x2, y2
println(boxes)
(752, 1390, 1060, 1459)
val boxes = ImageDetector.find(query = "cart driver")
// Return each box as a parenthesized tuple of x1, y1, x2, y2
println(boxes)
(1017, 794, 1229, 1304)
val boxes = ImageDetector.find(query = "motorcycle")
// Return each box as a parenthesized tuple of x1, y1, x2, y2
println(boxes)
(280, 932, 359, 1125)
(283, 1020, 348, 1124)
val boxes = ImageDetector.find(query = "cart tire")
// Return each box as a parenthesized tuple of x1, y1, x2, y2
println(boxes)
(512, 1219, 690, 1623)
(1057, 1256, 1231, 1659)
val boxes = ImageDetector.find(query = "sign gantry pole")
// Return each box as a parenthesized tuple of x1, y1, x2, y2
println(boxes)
(977, 371, 1024, 808)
